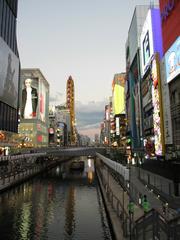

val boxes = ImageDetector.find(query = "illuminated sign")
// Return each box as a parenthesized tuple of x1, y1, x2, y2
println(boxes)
(37, 135, 42, 142)
(115, 117, 120, 136)
(140, 9, 163, 77)
(39, 80, 47, 122)
(165, 36, 180, 83)
(161, 58, 173, 145)
(112, 74, 125, 115)
(142, 31, 151, 67)
(151, 57, 162, 156)
(140, 10, 154, 76)
(21, 78, 38, 119)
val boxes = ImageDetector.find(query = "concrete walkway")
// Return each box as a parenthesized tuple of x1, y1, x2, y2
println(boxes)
(130, 166, 177, 220)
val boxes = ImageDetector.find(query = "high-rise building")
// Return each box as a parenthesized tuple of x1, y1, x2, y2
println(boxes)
(66, 76, 76, 144)
(0, 0, 20, 154)
(139, 7, 165, 158)
(55, 105, 71, 146)
(125, 5, 149, 154)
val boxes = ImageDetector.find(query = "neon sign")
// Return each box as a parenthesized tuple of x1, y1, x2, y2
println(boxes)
(151, 57, 162, 156)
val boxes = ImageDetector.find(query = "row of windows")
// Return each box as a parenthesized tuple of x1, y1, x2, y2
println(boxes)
(0, 0, 18, 56)
(0, 101, 18, 132)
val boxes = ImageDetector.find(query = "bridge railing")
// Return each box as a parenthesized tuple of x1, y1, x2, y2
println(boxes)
(0, 152, 46, 162)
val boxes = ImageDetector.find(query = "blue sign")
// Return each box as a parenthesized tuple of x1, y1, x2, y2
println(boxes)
(165, 37, 180, 83)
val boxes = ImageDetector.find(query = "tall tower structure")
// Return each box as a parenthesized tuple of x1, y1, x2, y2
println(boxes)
(0, 0, 20, 153)
(66, 76, 75, 144)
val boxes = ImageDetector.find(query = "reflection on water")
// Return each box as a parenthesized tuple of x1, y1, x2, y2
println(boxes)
(0, 157, 112, 240)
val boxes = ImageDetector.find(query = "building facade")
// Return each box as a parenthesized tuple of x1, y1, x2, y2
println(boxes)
(125, 5, 149, 156)
(160, 0, 180, 156)
(0, 0, 20, 154)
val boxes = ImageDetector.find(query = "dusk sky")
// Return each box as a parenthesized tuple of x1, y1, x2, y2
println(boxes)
(17, 0, 158, 139)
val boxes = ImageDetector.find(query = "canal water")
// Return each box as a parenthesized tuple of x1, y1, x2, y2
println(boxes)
(0, 156, 112, 240)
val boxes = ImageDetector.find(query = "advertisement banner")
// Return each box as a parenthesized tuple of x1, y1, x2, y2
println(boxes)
(165, 36, 180, 83)
(112, 74, 125, 115)
(39, 79, 48, 122)
(140, 9, 162, 77)
(21, 78, 38, 119)
(160, 58, 173, 145)
(0, 37, 19, 109)
(140, 10, 154, 77)
(115, 116, 120, 136)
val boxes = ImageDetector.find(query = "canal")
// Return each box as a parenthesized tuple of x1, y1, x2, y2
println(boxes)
(0, 156, 113, 240)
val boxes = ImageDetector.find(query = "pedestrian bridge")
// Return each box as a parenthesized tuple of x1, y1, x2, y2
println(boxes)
(46, 146, 106, 157)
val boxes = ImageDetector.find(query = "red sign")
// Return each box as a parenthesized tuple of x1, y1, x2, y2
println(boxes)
(160, 0, 180, 54)
(37, 135, 42, 142)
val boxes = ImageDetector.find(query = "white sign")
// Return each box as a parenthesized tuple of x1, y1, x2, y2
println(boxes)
(160, 59, 173, 145)
(115, 117, 120, 136)
(165, 37, 180, 83)
(140, 10, 154, 77)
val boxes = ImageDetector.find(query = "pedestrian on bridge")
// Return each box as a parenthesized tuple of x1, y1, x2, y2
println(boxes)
(142, 195, 150, 214)
(128, 200, 135, 218)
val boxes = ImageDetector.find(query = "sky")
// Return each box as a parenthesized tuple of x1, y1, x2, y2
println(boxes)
(17, 0, 158, 139)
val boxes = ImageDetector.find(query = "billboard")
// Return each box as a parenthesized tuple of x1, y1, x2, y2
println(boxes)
(160, 0, 180, 53)
(21, 78, 38, 119)
(0, 37, 19, 109)
(112, 74, 125, 115)
(140, 9, 163, 77)
(140, 10, 154, 76)
(39, 79, 48, 122)
(160, 58, 173, 145)
(151, 54, 165, 156)
(115, 116, 120, 136)
(165, 36, 180, 83)
(151, 58, 162, 155)
(21, 76, 49, 122)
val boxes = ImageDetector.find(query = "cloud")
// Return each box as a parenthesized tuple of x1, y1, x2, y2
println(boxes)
(49, 91, 64, 103)
(76, 100, 107, 113)
(76, 111, 103, 129)
(76, 100, 106, 138)
(78, 128, 100, 139)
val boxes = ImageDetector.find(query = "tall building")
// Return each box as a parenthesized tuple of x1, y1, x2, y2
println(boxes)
(19, 69, 49, 147)
(125, 5, 149, 155)
(139, 7, 165, 158)
(55, 105, 71, 146)
(0, 0, 20, 154)
(66, 76, 76, 144)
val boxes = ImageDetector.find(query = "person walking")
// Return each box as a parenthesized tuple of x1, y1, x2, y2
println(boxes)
(142, 195, 150, 214)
